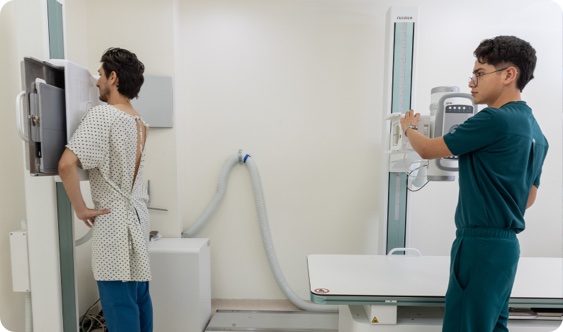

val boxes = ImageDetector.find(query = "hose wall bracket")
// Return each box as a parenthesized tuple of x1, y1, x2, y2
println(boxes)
(238, 149, 251, 164)
(238, 149, 244, 164)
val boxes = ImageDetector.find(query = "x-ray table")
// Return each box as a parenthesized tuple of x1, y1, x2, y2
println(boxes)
(308, 255, 563, 331)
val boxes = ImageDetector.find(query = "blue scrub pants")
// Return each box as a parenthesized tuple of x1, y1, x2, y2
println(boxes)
(97, 280, 153, 332)
(442, 228, 519, 332)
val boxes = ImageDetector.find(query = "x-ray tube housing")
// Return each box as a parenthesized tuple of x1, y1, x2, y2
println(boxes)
(427, 86, 476, 181)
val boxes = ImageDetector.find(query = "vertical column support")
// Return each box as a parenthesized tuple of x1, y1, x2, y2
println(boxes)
(47, 0, 65, 59)
(383, 8, 418, 254)
(47, 0, 78, 330)
(56, 182, 77, 331)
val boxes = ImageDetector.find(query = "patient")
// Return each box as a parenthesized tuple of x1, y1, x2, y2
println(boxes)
(58, 47, 153, 332)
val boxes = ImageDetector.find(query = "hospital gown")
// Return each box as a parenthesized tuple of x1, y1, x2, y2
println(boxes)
(67, 105, 151, 281)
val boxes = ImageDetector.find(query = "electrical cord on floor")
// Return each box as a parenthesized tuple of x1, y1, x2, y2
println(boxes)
(79, 298, 107, 331)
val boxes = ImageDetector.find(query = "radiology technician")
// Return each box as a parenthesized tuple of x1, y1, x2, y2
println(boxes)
(400, 35, 548, 332)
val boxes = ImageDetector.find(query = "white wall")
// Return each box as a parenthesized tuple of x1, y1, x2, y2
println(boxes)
(0, 3, 26, 331)
(1, 0, 561, 329)
(177, 0, 383, 300)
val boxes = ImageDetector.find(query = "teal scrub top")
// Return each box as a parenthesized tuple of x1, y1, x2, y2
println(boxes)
(443, 101, 548, 233)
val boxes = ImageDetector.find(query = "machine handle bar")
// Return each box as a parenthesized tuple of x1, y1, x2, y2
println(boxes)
(16, 91, 28, 142)
(388, 247, 422, 256)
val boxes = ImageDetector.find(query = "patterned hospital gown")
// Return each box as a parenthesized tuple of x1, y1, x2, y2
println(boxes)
(67, 105, 151, 281)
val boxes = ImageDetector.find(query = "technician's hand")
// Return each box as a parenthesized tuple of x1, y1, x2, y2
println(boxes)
(400, 109, 420, 133)
(76, 208, 111, 228)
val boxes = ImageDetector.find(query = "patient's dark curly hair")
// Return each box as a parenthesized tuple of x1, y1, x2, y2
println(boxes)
(100, 47, 145, 99)
(474, 36, 536, 91)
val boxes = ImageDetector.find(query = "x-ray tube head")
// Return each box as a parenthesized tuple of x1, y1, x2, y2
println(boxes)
(427, 87, 476, 181)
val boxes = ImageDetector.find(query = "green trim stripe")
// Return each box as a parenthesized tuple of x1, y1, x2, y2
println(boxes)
(386, 21, 415, 254)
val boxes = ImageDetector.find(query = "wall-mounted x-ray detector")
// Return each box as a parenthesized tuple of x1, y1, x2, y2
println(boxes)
(16, 58, 101, 178)
(16, 58, 175, 178)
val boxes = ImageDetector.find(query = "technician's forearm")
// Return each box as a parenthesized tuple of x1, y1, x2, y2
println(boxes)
(405, 128, 435, 159)
(526, 185, 538, 209)
(401, 109, 454, 160)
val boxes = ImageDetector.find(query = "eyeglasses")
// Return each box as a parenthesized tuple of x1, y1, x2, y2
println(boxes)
(468, 67, 509, 86)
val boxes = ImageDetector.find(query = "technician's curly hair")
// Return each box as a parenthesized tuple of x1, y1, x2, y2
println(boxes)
(100, 47, 145, 99)
(474, 36, 536, 92)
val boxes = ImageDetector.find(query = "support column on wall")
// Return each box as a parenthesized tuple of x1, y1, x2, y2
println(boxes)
(383, 7, 418, 254)
(48, 0, 78, 330)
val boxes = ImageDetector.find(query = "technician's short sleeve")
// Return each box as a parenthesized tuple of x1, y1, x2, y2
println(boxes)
(443, 108, 498, 156)
(66, 107, 111, 170)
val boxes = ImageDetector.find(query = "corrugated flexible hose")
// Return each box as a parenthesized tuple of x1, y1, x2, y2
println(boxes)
(182, 151, 337, 312)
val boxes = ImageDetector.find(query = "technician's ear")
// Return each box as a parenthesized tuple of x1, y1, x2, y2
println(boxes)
(504, 67, 519, 85)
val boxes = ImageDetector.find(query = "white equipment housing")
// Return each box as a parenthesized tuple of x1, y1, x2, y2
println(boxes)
(149, 238, 212, 332)
(427, 86, 476, 181)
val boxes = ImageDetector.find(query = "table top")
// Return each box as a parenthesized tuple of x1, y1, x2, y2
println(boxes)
(308, 255, 563, 307)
